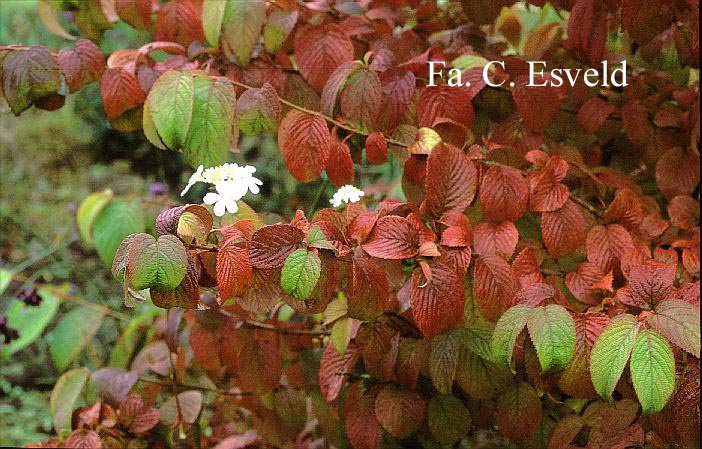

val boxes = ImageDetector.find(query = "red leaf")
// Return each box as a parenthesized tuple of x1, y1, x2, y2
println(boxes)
(239, 268, 285, 313)
(528, 156, 569, 212)
(617, 260, 676, 307)
(115, 0, 153, 30)
(495, 382, 542, 442)
(374, 385, 426, 438)
(217, 237, 253, 301)
(64, 430, 102, 448)
(586, 224, 634, 274)
(621, 0, 675, 45)
(410, 262, 465, 338)
(189, 320, 222, 371)
(346, 256, 389, 321)
(479, 165, 529, 223)
(294, 24, 354, 92)
(119, 395, 160, 434)
(340, 66, 381, 131)
(439, 211, 473, 248)
(366, 132, 388, 165)
(57, 39, 105, 93)
(417, 85, 475, 129)
(621, 100, 652, 145)
(668, 195, 700, 230)
(326, 133, 355, 187)
(153, 0, 203, 48)
(357, 318, 399, 380)
(424, 144, 478, 218)
(566, 0, 607, 65)
(248, 224, 305, 269)
(319, 342, 359, 402)
(278, 110, 331, 182)
(362, 215, 419, 260)
(577, 97, 616, 132)
(565, 262, 612, 305)
(541, 200, 586, 257)
(558, 312, 610, 398)
(345, 383, 381, 449)
(511, 75, 560, 133)
(378, 67, 416, 131)
(473, 255, 519, 321)
(655, 147, 700, 198)
(514, 283, 555, 308)
(236, 328, 281, 394)
(603, 189, 644, 232)
(100, 67, 145, 121)
(474, 221, 519, 259)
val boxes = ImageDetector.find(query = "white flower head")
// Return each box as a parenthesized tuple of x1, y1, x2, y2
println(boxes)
(180, 163, 263, 216)
(330, 185, 365, 208)
(203, 181, 240, 217)
(180, 165, 205, 196)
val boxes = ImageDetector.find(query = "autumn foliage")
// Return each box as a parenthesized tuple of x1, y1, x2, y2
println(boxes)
(1, 0, 700, 448)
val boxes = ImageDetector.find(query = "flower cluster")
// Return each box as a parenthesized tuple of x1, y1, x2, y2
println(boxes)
(181, 163, 262, 216)
(330, 185, 364, 208)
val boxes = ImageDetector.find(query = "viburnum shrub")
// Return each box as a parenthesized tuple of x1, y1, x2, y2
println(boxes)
(1, 0, 700, 448)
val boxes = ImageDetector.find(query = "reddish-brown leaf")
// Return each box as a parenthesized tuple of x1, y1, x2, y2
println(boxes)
(345, 383, 381, 449)
(417, 85, 475, 129)
(326, 133, 355, 187)
(668, 195, 700, 230)
(378, 67, 416, 131)
(362, 215, 419, 260)
(119, 395, 160, 434)
(565, 262, 611, 305)
(473, 255, 519, 321)
(439, 211, 473, 248)
(528, 156, 569, 212)
(513, 283, 555, 308)
(100, 67, 145, 121)
(319, 342, 359, 402)
(603, 189, 644, 232)
(356, 318, 399, 380)
(566, 0, 607, 65)
(374, 385, 425, 439)
(346, 256, 389, 321)
(115, 0, 153, 30)
(424, 144, 478, 218)
(541, 200, 586, 257)
(239, 268, 285, 314)
(558, 312, 610, 398)
(410, 263, 465, 338)
(366, 132, 388, 165)
(474, 221, 519, 259)
(58, 39, 105, 93)
(479, 165, 529, 223)
(586, 224, 634, 274)
(248, 224, 305, 269)
(511, 75, 560, 133)
(64, 430, 102, 448)
(495, 382, 542, 442)
(621, 0, 675, 45)
(217, 237, 253, 301)
(620, 100, 652, 145)
(617, 260, 676, 307)
(278, 110, 331, 182)
(655, 147, 700, 198)
(235, 328, 281, 393)
(577, 97, 616, 133)
(294, 24, 354, 92)
(153, 0, 203, 47)
(340, 66, 381, 131)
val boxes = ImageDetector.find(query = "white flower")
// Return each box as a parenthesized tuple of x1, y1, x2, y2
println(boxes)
(180, 165, 205, 196)
(330, 185, 365, 208)
(203, 181, 241, 217)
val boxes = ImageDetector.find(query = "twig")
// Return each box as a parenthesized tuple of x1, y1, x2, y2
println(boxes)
(307, 178, 330, 217)
(218, 308, 330, 336)
(166, 311, 185, 439)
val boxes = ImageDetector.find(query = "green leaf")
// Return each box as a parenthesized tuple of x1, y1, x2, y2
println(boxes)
(1, 287, 60, 360)
(202, 0, 226, 47)
(183, 75, 236, 168)
(0, 268, 12, 295)
(221, 0, 265, 65)
(49, 307, 105, 372)
(127, 233, 188, 291)
(459, 319, 497, 362)
(144, 70, 195, 150)
(427, 395, 471, 445)
(263, 9, 298, 54)
(280, 248, 321, 301)
(526, 305, 576, 373)
(331, 316, 353, 355)
(590, 314, 639, 400)
(2, 45, 62, 115)
(50, 367, 90, 434)
(109, 303, 164, 368)
(629, 330, 675, 414)
(456, 344, 512, 399)
(430, 330, 461, 394)
(491, 304, 533, 371)
(93, 199, 145, 267)
(307, 225, 336, 252)
(648, 299, 700, 358)
(235, 83, 280, 135)
(76, 189, 113, 246)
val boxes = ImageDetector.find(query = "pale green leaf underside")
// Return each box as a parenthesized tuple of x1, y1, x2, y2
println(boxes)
(648, 299, 700, 358)
(526, 304, 576, 373)
(281, 248, 321, 301)
(629, 330, 675, 414)
(50, 367, 90, 434)
(590, 314, 639, 400)
(76, 189, 113, 246)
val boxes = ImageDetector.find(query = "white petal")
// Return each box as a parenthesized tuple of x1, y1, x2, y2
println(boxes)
(225, 200, 239, 214)
(213, 201, 226, 217)
(203, 192, 220, 205)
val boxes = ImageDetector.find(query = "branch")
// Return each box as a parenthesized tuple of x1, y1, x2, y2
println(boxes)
(218, 308, 330, 336)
